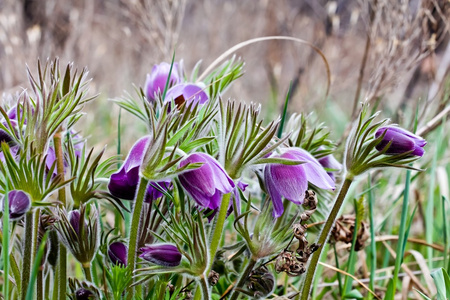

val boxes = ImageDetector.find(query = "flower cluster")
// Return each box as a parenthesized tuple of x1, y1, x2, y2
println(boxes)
(0, 57, 427, 300)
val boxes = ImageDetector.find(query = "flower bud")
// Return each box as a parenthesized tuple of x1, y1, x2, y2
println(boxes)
(375, 126, 426, 156)
(55, 206, 99, 265)
(69, 210, 84, 236)
(75, 288, 96, 300)
(139, 244, 182, 267)
(247, 266, 275, 299)
(3, 190, 31, 220)
(108, 241, 127, 266)
(145, 62, 181, 101)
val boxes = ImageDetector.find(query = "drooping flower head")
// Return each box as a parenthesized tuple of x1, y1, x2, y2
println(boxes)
(108, 241, 128, 266)
(139, 244, 182, 267)
(145, 62, 181, 101)
(264, 148, 335, 218)
(108, 136, 170, 201)
(3, 190, 31, 220)
(178, 152, 234, 210)
(164, 83, 209, 108)
(375, 126, 426, 157)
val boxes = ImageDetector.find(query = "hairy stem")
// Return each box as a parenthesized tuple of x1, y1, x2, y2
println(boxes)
(229, 257, 257, 300)
(37, 269, 43, 300)
(199, 275, 210, 300)
(82, 264, 93, 282)
(126, 177, 150, 299)
(21, 211, 33, 300)
(208, 193, 232, 272)
(53, 129, 67, 299)
(368, 174, 376, 297)
(300, 177, 353, 300)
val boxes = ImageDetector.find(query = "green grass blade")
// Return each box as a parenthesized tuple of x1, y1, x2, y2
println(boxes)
(367, 174, 376, 299)
(426, 125, 442, 270)
(25, 232, 48, 300)
(161, 51, 176, 101)
(276, 81, 292, 138)
(388, 169, 412, 299)
(443, 196, 449, 270)
(343, 198, 363, 296)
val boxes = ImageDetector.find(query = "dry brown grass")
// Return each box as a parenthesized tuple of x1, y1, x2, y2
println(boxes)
(0, 0, 448, 146)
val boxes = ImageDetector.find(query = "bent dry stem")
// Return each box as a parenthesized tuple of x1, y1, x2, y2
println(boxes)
(300, 176, 354, 300)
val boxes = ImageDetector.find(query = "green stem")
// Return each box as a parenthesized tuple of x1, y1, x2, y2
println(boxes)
(193, 287, 201, 300)
(21, 211, 33, 300)
(82, 264, 93, 282)
(53, 129, 67, 299)
(37, 270, 43, 300)
(199, 275, 210, 300)
(58, 247, 67, 300)
(2, 182, 10, 299)
(368, 174, 376, 299)
(126, 177, 150, 299)
(208, 193, 232, 272)
(300, 176, 353, 300)
(229, 257, 257, 300)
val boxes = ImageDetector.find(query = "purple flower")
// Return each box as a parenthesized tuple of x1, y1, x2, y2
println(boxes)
(108, 136, 170, 201)
(264, 148, 335, 218)
(164, 83, 209, 107)
(375, 126, 426, 156)
(4, 190, 31, 220)
(75, 288, 95, 300)
(145, 62, 181, 101)
(139, 244, 182, 267)
(108, 241, 127, 266)
(69, 210, 84, 236)
(0, 146, 19, 164)
(0, 127, 14, 144)
(178, 153, 234, 210)
(318, 153, 342, 182)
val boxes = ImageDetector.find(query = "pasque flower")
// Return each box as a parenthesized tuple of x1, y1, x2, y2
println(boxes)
(55, 206, 99, 265)
(264, 148, 335, 218)
(318, 152, 342, 182)
(75, 288, 96, 300)
(375, 126, 426, 156)
(108, 241, 127, 266)
(145, 62, 181, 101)
(3, 190, 31, 220)
(139, 244, 182, 267)
(108, 136, 170, 201)
(164, 83, 209, 107)
(178, 152, 235, 210)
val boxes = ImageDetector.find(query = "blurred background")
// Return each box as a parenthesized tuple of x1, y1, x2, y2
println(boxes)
(0, 0, 448, 148)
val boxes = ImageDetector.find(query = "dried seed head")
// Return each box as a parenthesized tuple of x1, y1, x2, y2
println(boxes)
(208, 270, 220, 286)
(300, 190, 318, 221)
(275, 251, 306, 277)
(293, 223, 307, 239)
(330, 215, 369, 251)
